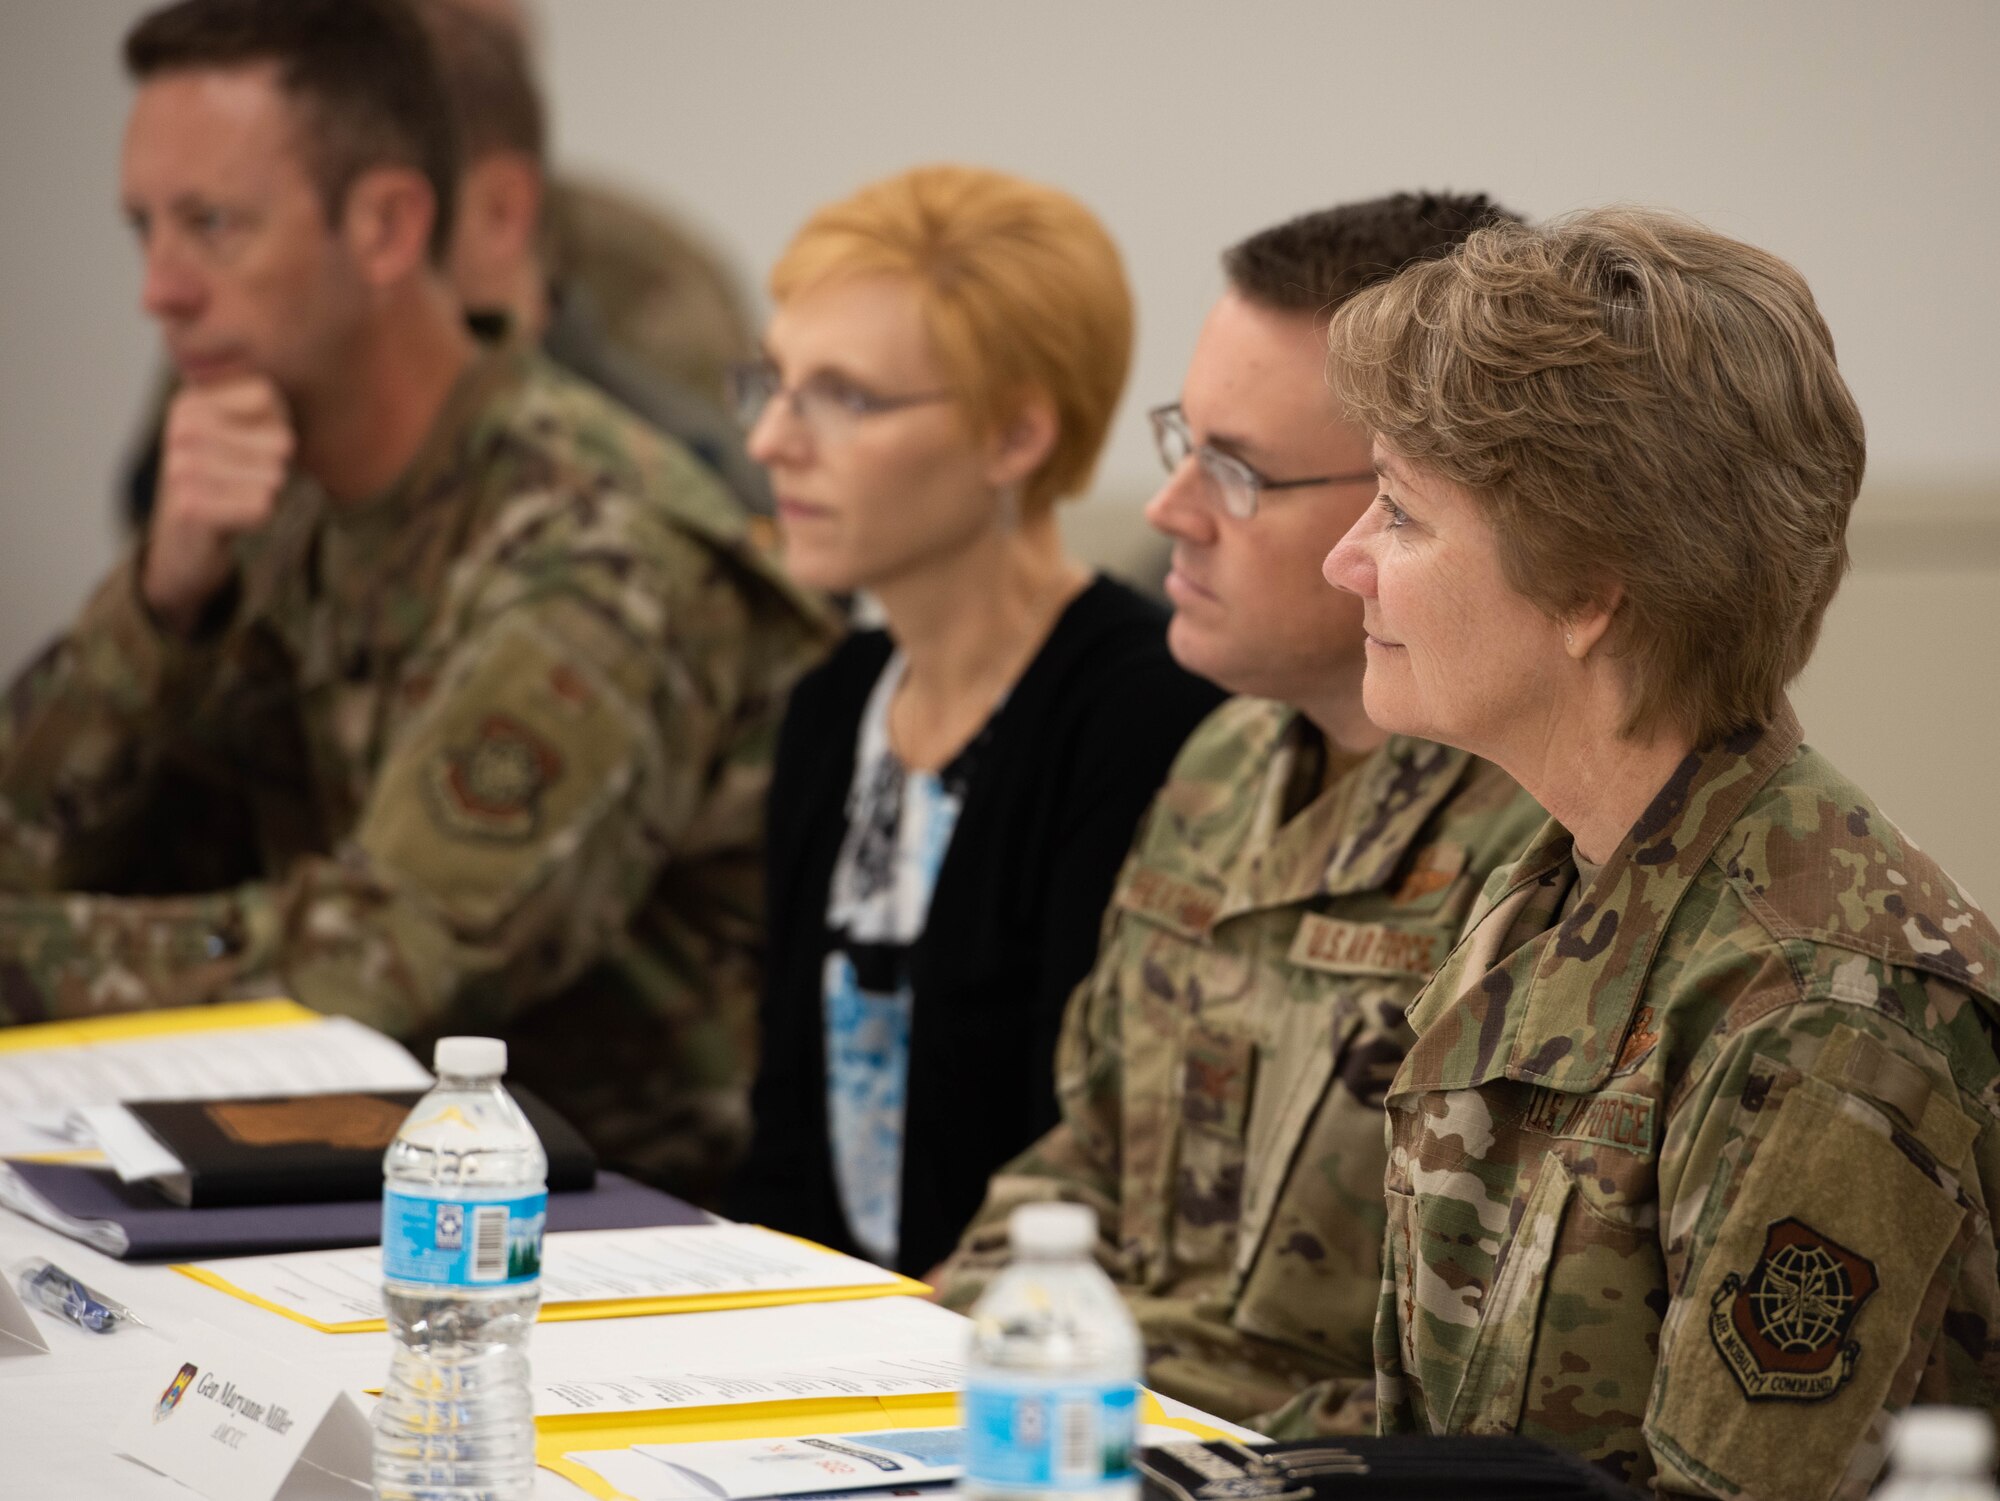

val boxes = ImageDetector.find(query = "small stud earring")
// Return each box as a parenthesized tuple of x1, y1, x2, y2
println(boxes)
(1564, 628, 1575, 650)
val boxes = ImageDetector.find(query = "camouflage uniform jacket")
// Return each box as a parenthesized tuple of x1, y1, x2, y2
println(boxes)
(0, 349, 833, 1199)
(1377, 705, 2000, 1500)
(935, 698, 1542, 1431)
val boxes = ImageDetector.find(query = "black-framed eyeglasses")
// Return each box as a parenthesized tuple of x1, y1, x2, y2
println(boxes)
(726, 360, 953, 442)
(1149, 403, 1376, 520)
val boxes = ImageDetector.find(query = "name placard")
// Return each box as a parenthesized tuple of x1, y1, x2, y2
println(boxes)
(117, 1331, 371, 1501)
(0, 1270, 50, 1356)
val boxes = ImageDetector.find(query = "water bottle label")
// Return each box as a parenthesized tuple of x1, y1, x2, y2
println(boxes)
(381, 1189, 546, 1287)
(961, 1380, 1137, 1491)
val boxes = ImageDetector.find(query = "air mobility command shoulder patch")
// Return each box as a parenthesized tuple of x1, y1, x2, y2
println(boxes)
(425, 712, 564, 841)
(1708, 1216, 1879, 1401)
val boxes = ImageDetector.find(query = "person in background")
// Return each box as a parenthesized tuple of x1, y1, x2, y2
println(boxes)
(930, 194, 1545, 1434)
(0, 0, 831, 1204)
(724, 166, 1224, 1277)
(1322, 208, 2000, 1497)
(415, 0, 772, 516)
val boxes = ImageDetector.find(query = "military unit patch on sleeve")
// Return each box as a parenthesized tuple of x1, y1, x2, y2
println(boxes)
(1708, 1216, 1879, 1401)
(423, 712, 565, 842)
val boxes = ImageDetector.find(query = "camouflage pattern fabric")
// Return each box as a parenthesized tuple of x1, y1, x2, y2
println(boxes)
(933, 698, 1543, 1432)
(1376, 703, 2000, 1500)
(0, 349, 834, 1202)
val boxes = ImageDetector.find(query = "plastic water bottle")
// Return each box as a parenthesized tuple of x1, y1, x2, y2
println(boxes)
(373, 1037, 547, 1501)
(961, 1203, 1142, 1501)
(1873, 1408, 1998, 1501)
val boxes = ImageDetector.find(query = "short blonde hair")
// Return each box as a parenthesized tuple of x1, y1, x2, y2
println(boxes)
(770, 164, 1133, 513)
(1327, 207, 1866, 747)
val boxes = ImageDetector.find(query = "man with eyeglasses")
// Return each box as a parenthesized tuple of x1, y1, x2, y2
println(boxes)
(932, 194, 1544, 1435)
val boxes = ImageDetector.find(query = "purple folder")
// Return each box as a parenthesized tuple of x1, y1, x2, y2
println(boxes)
(7, 1160, 707, 1260)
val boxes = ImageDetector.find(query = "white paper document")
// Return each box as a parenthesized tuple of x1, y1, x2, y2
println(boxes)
(79, 1103, 188, 1182)
(185, 1223, 907, 1328)
(0, 1014, 429, 1158)
(539, 1354, 965, 1417)
(0, 1159, 129, 1255)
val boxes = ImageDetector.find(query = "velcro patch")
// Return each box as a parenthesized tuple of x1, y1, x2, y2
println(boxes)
(1393, 841, 1469, 904)
(1708, 1217, 1879, 1402)
(1116, 864, 1221, 938)
(1182, 1025, 1255, 1137)
(424, 713, 564, 842)
(1288, 915, 1440, 979)
(1520, 1086, 1657, 1154)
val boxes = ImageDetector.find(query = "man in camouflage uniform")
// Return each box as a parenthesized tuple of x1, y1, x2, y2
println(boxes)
(123, 2, 769, 537)
(1374, 711, 2000, 1496)
(0, 0, 828, 1202)
(932, 195, 1544, 1432)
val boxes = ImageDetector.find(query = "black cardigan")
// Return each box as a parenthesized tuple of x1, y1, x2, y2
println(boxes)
(728, 576, 1224, 1275)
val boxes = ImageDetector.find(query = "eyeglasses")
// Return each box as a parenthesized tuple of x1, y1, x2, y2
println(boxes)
(726, 360, 953, 443)
(1149, 403, 1376, 520)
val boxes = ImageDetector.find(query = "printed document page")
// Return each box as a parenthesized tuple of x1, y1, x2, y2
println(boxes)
(540, 1354, 966, 1416)
(182, 1223, 909, 1328)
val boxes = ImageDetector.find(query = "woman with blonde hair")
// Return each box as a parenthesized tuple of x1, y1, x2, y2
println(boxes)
(726, 165, 1221, 1275)
(1321, 208, 2000, 1498)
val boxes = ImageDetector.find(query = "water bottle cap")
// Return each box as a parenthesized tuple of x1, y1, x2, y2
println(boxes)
(1009, 1202, 1095, 1256)
(433, 1036, 506, 1078)
(1891, 1407, 1994, 1475)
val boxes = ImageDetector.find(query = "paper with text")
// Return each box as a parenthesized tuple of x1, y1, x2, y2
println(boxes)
(541, 1354, 965, 1417)
(0, 1005, 428, 1159)
(116, 1329, 372, 1501)
(179, 1224, 915, 1332)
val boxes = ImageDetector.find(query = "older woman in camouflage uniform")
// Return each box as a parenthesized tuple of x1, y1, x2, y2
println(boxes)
(1323, 209, 2000, 1499)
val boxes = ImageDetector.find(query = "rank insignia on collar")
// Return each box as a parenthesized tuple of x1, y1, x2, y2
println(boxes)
(1708, 1216, 1878, 1401)
(1393, 841, 1468, 904)
(425, 713, 563, 841)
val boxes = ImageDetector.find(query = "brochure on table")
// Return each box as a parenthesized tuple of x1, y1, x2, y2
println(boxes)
(175, 1223, 927, 1333)
(604, 1428, 962, 1501)
(544, 1391, 1244, 1501)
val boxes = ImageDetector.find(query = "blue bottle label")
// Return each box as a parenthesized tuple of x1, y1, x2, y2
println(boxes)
(961, 1379, 1137, 1491)
(381, 1188, 546, 1287)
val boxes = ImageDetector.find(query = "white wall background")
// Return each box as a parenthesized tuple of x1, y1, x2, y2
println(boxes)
(1, 0, 1995, 894)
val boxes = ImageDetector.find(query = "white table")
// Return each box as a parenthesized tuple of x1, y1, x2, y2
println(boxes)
(0, 1214, 1254, 1498)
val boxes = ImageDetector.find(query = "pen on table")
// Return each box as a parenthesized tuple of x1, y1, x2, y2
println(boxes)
(11, 1257, 146, 1333)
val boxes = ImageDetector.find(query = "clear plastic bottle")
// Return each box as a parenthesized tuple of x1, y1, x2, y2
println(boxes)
(373, 1036, 547, 1501)
(1873, 1408, 1999, 1501)
(961, 1203, 1141, 1501)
